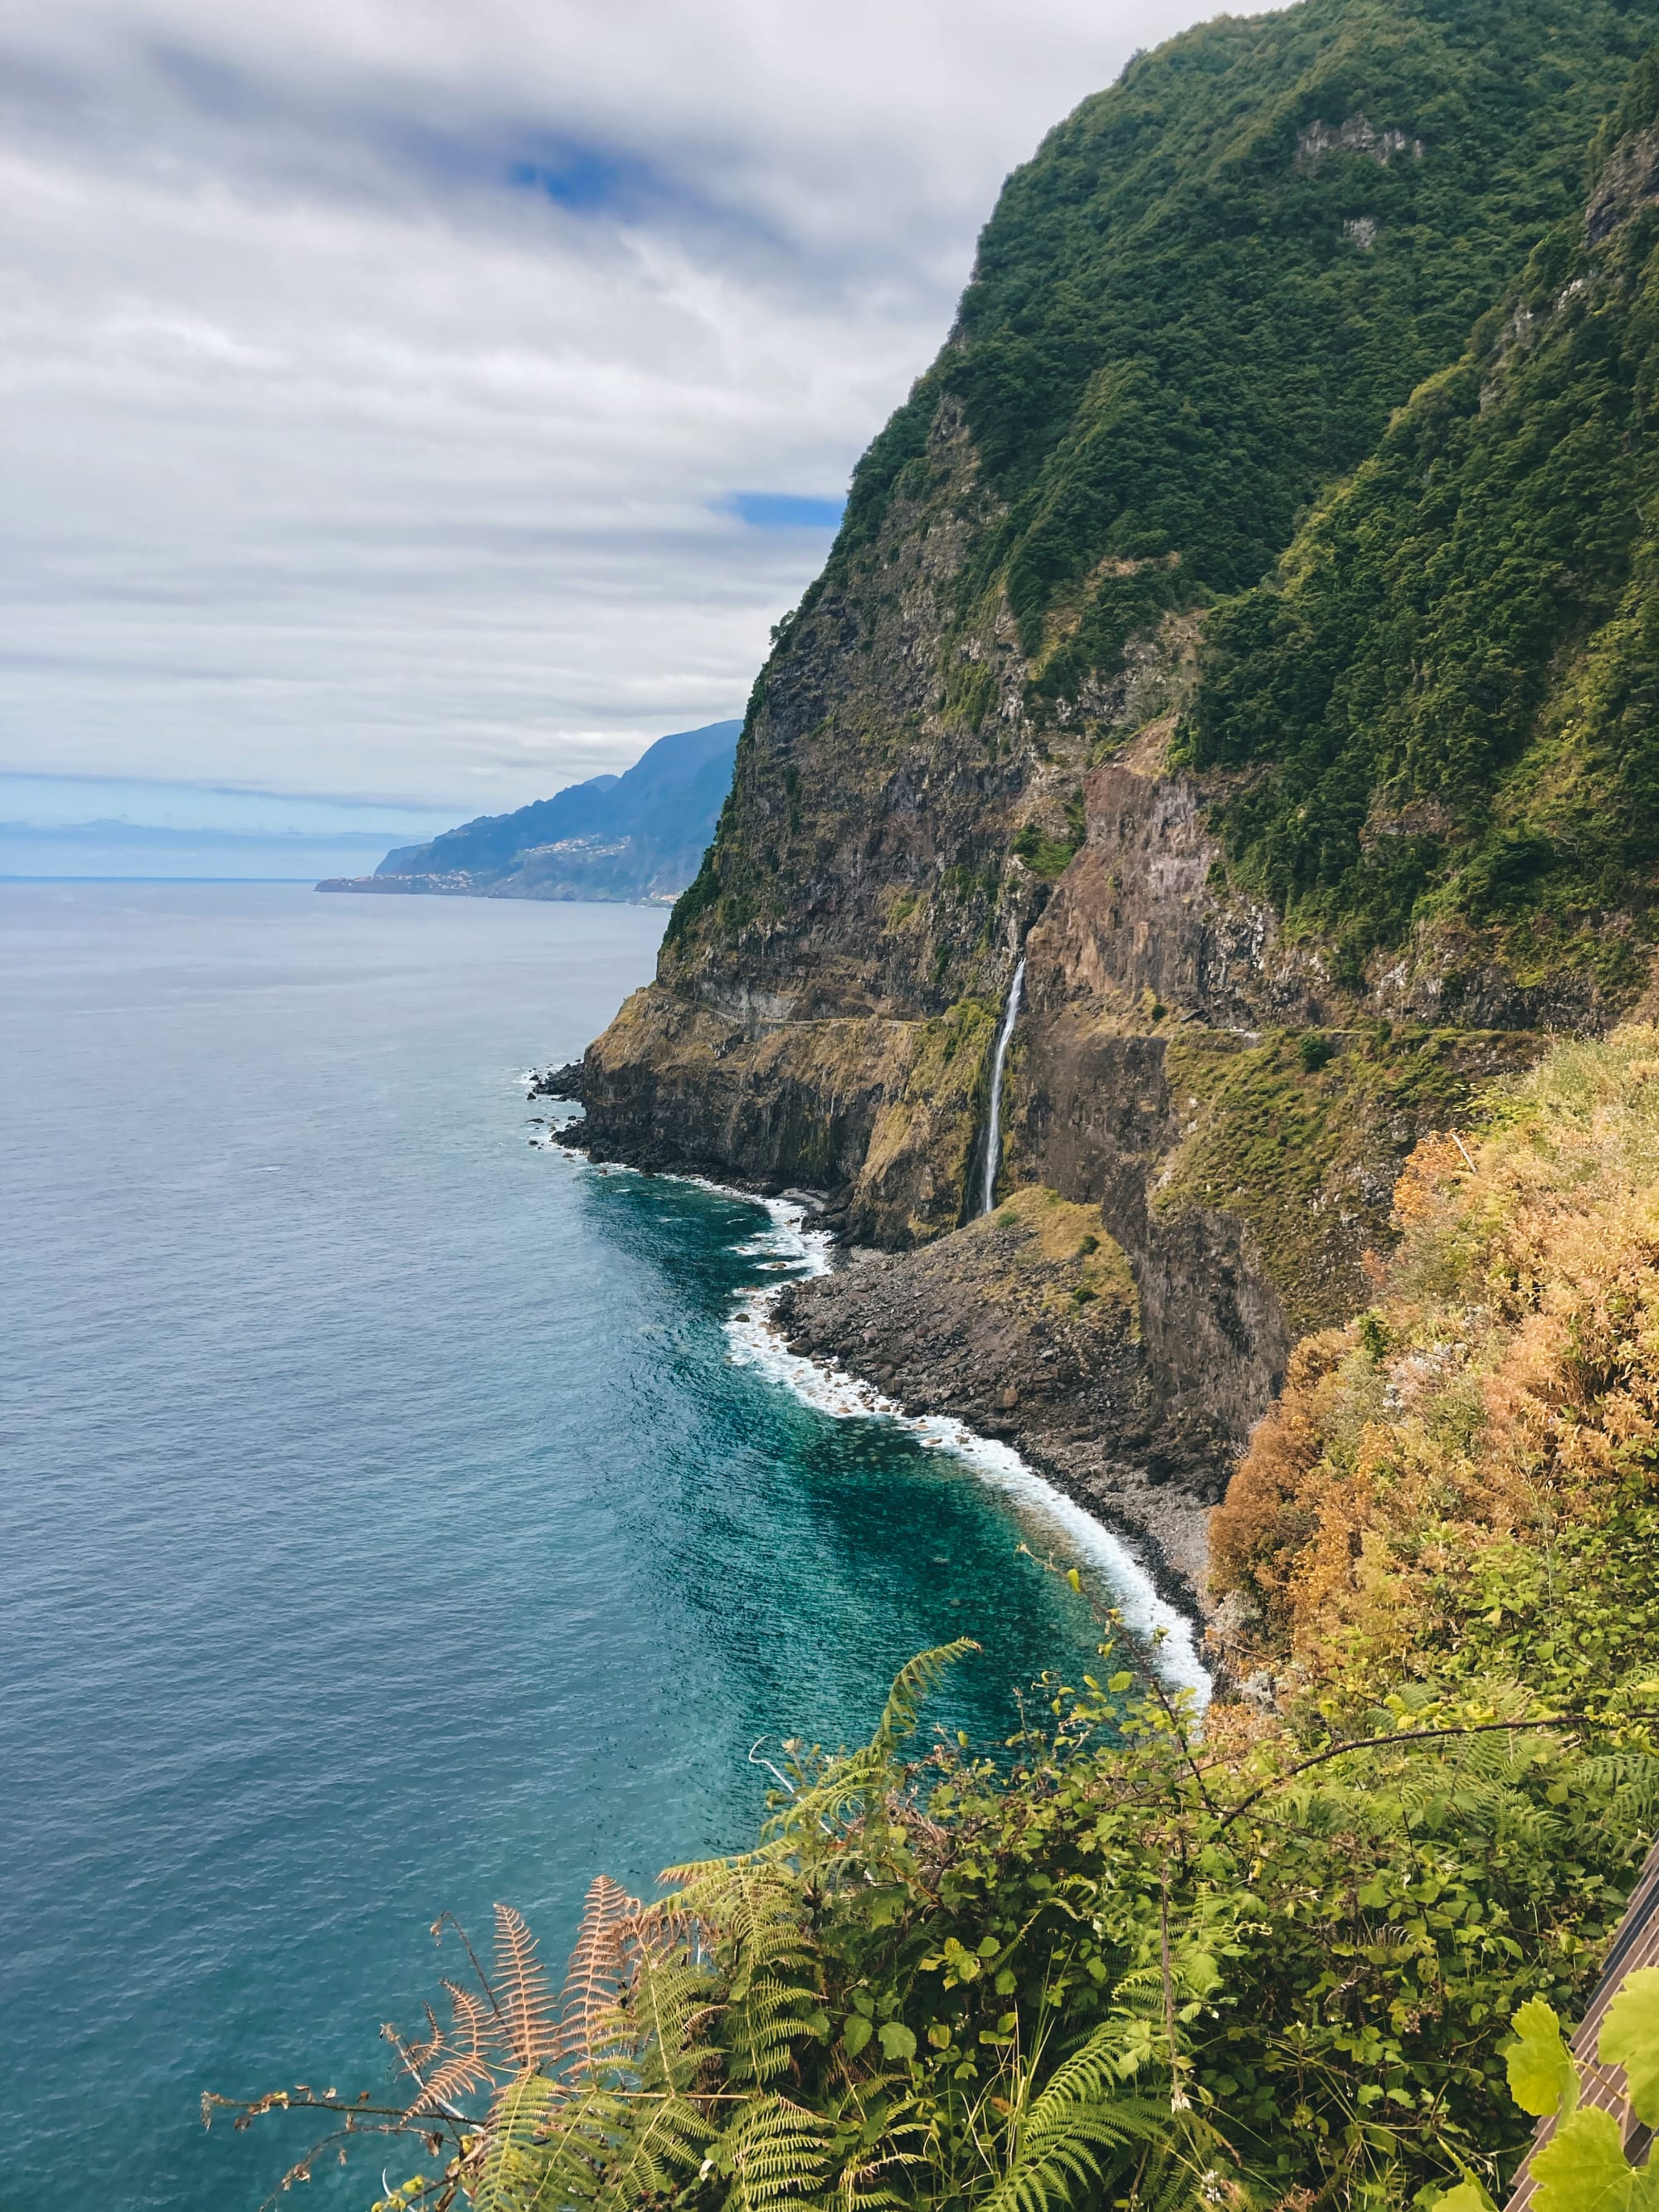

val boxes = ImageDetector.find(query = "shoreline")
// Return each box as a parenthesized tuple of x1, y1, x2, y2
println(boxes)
(530, 1104, 1211, 1703)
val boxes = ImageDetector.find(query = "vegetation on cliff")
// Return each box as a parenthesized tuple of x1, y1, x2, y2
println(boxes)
(1185, 51, 1659, 1006)
(663, 0, 1659, 999)
(844, 0, 1659, 630)
(1152, 1023, 1537, 1339)
(243, 15, 1659, 2205)
(1211, 1028, 1659, 1719)
(234, 1650, 1656, 2211)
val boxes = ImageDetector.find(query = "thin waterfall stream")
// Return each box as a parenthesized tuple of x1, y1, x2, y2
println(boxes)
(979, 953, 1026, 1215)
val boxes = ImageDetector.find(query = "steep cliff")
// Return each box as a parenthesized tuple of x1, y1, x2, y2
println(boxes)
(570, 0, 1659, 1495)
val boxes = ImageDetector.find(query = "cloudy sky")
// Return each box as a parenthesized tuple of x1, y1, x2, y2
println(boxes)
(2, 0, 1231, 830)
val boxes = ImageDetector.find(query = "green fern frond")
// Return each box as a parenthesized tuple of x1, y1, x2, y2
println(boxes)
(591, 2091, 713, 2210)
(973, 2019, 1175, 2212)
(471, 2070, 566, 2212)
(728, 1972, 818, 2085)
(627, 1951, 717, 2098)
(714, 2093, 834, 2209)
(873, 1639, 981, 1755)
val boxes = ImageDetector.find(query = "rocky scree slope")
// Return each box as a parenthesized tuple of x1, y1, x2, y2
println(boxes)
(567, 0, 1659, 1524)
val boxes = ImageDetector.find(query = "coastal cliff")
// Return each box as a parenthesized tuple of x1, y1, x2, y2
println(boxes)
(565, 1, 1659, 1529)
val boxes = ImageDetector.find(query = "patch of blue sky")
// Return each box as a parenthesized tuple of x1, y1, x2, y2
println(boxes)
(505, 142, 659, 214)
(725, 493, 846, 531)
(499, 133, 786, 251)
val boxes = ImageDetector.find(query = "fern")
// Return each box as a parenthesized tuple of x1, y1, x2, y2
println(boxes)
(590, 2089, 712, 2208)
(711, 2093, 833, 2210)
(873, 1637, 980, 1756)
(228, 1626, 1659, 2212)
(412, 1983, 495, 2111)
(471, 2071, 562, 2212)
(552, 1875, 640, 2078)
(494, 1903, 559, 2073)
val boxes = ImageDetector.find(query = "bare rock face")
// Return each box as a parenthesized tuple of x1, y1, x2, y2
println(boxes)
(1026, 724, 1308, 1034)
(572, 695, 1537, 1505)
(1004, 727, 1540, 1455)
(573, 394, 1075, 1243)
(576, 985, 994, 1243)
(659, 398, 1048, 1028)
(570, 564, 1539, 1562)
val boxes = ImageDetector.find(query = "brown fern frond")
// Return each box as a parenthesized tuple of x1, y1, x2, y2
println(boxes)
(552, 1875, 641, 2072)
(414, 1981, 498, 2112)
(404, 2001, 445, 2076)
(631, 1898, 692, 1952)
(493, 1902, 559, 2070)
(445, 1980, 492, 2054)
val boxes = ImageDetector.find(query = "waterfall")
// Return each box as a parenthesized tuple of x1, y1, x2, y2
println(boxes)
(980, 954, 1026, 1216)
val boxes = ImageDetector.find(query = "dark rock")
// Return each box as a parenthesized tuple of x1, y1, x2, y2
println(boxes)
(529, 1061, 586, 1101)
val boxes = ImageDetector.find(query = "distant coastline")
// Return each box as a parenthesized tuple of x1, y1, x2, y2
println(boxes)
(321, 719, 738, 906)
(316, 870, 680, 904)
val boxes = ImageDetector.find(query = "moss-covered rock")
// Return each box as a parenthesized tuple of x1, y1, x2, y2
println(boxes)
(1153, 1024, 1538, 1338)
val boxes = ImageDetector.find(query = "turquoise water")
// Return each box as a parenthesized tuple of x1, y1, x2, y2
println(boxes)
(0, 882, 1162, 2211)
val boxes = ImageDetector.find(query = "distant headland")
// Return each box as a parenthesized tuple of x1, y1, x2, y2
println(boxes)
(317, 718, 738, 904)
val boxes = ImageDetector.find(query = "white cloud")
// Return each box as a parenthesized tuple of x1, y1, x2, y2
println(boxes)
(0, 0, 1236, 812)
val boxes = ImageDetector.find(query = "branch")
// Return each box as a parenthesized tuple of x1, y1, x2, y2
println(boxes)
(430, 1912, 508, 2030)
(1214, 1714, 1599, 1831)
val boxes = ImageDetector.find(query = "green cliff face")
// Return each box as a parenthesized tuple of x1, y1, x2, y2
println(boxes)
(662, 0, 1659, 1020)
(577, 0, 1659, 1472)
(1186, 49, 1659, 1020)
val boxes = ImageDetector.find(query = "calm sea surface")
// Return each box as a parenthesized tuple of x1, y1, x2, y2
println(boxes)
(1, 882, 1176, 2211)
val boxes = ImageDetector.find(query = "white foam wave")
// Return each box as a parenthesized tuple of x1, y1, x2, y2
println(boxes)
(723, 1203, 1209, 1705)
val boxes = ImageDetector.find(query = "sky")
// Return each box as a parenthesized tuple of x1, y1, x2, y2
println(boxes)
(2, 0, 1238, 835)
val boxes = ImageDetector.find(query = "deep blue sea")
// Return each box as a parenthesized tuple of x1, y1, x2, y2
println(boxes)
(0, 882, 1195, 2211)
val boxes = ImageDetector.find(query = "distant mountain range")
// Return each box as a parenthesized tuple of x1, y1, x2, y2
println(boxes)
(317, 721, 741, 904)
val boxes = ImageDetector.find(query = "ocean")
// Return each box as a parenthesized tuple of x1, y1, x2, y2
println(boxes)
(0, 881, 1197, 2210)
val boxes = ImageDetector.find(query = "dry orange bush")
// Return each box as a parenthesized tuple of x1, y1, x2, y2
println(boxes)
(1209, 1026, 1659, 1694)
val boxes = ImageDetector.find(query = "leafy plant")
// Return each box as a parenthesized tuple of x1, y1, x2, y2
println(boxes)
(1211, 1025, 1659, 1711)
(1431, 1971, 1659, 2212)
(1013, 818, 1084, 880)
(225, 1597, 1659, 2210)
